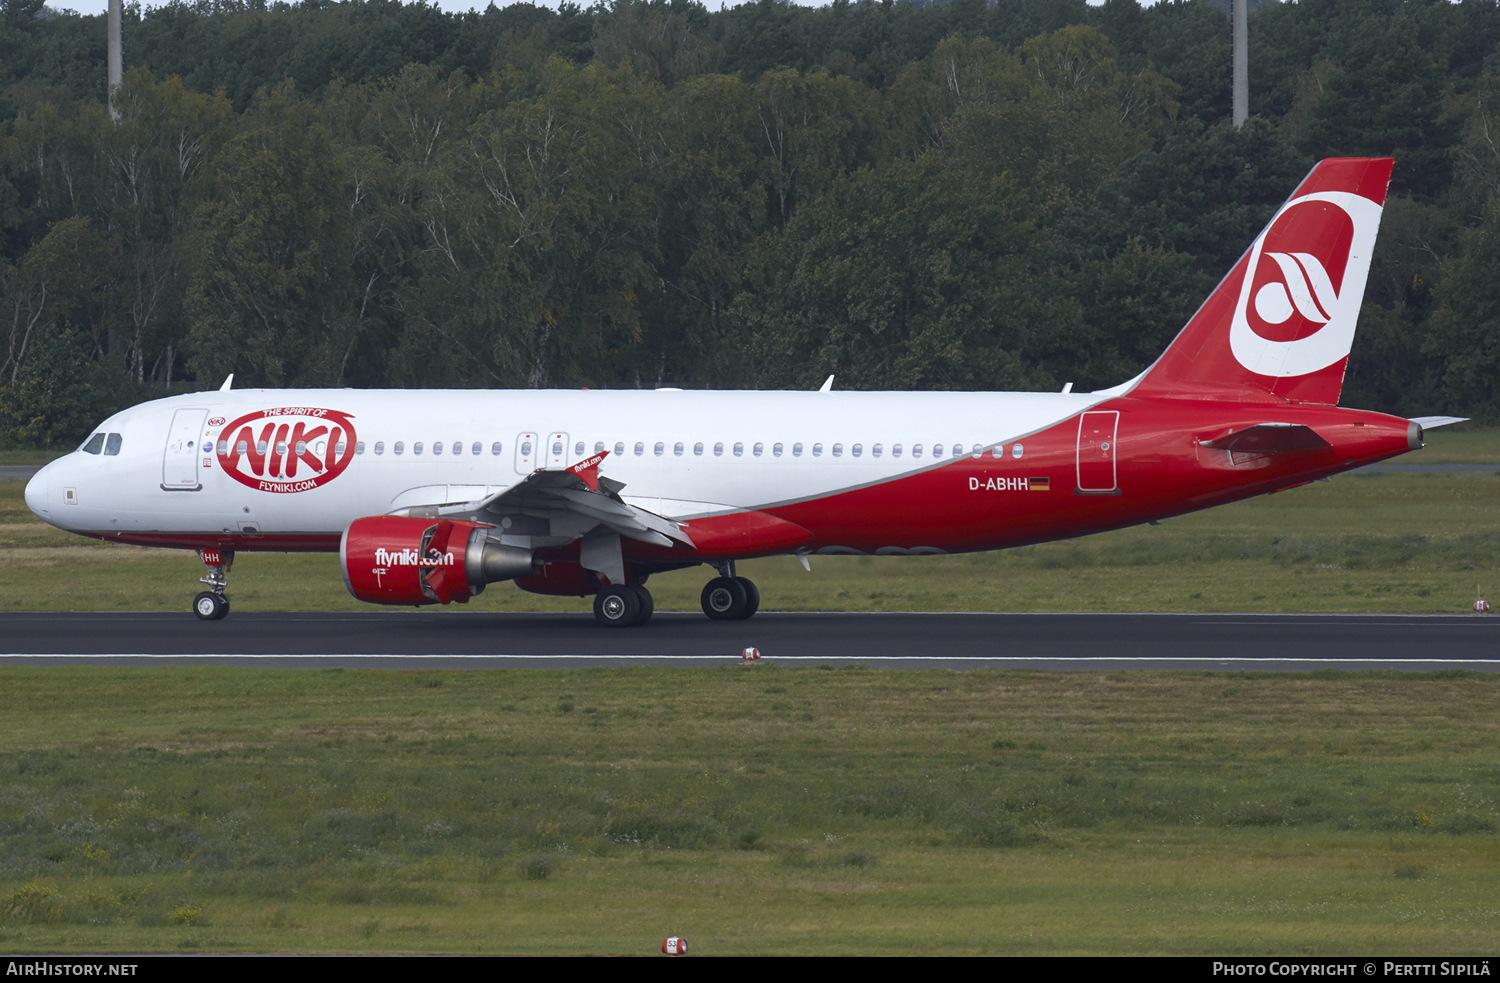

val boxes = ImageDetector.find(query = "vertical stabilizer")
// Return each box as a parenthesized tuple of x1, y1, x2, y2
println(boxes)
(1131, 157, 1394, 405)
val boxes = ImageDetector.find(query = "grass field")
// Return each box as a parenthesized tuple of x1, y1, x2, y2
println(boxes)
(1, 428, 1496, 955)
(0, 667, 1496, 955)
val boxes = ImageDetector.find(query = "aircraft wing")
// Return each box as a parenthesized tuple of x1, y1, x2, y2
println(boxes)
(1198, 423, 1331, 454)
(467, 452, 695, 549)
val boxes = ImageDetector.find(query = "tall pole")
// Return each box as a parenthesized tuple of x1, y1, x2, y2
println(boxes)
(108, 0, 122, 121)
(1232, 0, 1248, 127)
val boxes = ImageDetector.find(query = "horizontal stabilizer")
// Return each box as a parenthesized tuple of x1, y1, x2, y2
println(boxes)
(1199, 423, 1331, 454)
(1410, 416, 1469, 430)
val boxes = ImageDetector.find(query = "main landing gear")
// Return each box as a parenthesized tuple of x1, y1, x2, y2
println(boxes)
(593, 583, 654, 627)
(193, 548, 233, 621)
(700, 562, 759, 621)
(591, 562, 761, 626)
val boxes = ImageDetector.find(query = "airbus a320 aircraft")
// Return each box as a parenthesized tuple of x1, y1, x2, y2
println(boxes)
(24, 158, 1461, 626)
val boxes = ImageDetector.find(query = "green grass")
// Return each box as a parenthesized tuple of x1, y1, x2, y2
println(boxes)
(6, 467, 1500, 613)
(0, 450, 66, 466)
(0, 667, 1495, 954)
(1410, 422, 1500, 464)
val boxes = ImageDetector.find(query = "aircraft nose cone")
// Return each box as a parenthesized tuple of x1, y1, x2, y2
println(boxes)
(24, 464, 50, 519)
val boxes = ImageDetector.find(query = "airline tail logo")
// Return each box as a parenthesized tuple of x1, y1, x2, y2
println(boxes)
(1229, 191, 1382, 379)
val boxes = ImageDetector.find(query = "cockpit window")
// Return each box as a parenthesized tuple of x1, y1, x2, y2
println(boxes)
(104, 433, 123, 456)
(80, 433, 105, 455)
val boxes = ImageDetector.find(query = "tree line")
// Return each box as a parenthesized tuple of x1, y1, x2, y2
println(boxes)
(4, 0, 1500, 447)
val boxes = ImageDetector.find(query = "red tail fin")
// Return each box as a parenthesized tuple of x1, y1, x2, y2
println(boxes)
(1131, 158, 1394, 405)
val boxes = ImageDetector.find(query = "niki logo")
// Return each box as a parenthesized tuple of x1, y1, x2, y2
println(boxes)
(1229, 191, 1384, 378)
(215, 407, 358, 494)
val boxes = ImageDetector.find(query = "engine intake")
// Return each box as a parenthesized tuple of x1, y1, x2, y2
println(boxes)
(341, 515, 535, 605)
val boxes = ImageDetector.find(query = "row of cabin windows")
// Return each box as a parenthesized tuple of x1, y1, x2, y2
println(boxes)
(545, 440, 1025, 460)
(219, 438, 1026, 462)
(219, 439, 495, 457)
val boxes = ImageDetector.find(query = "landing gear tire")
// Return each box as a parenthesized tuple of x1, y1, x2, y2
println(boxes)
(627, 584, 654, 626)
(701, 577, 749, 620)
(735, 577, 760, 618)
(594, 584, 642, 627)
(193, 591, 228, 621)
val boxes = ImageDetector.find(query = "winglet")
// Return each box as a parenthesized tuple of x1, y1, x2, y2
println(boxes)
(219, 373, 234, 392)
(567, 450, 609, 491)
(818, 375, 834, 392)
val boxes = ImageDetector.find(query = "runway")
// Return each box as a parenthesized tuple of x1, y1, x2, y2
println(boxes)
(0, 611, 1496, 671)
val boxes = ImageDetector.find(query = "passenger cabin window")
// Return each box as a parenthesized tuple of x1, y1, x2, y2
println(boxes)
(753, 442, 763, 457)
(674, 442, 684, 456)
(375, 442, 385, 455)
(991, 447, 1003, 458)
(832, 443, 843, 457)
(694, 442, 704, 456)
(575, 441, 584, 456)
(453, 442, 463, 455)
(932, 444, 944, 458)
(654, 442, 665, 456)
(395, 442, 405, 455)
(733, 442, 744, 457)
(492, 442, 502, 455)
(595, 442, 605, 454)
(614, 442, 625, 455)
(81, 433, 105, 455)
(813, 443, 823, 457)
(852, 443, 863, 458)
(634, 442, 645, 456)
(433, 441, 444, 455)
(773, 442, 783, 457)
(913, 444, 923, 458)
(714, 442, 724, 456)
(520, 440, 531, 457)
(892, 444, 902, 458)
(472, 442, 481, 455)
(1012, 443, 1024, 459)
(793, 443, 803, 457)
(871, 443, 882, 458)
(414, 442, 424, 455)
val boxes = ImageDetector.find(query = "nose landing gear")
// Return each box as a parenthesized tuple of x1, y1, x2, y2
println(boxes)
(194, 548, 233, 620)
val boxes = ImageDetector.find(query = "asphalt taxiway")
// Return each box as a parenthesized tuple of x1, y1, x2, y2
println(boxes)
(0, 611, 1495, 671)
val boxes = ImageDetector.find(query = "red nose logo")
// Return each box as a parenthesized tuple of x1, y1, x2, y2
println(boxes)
(215, 407, 358, 494)
(1244, 200, 1355, 344)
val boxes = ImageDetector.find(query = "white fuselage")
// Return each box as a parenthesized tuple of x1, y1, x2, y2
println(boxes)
(26, 387, 1109, 542)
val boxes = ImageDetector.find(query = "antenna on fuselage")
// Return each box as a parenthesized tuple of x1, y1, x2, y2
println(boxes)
(818, 375, 834, 392)
(219, 374, 234, 392)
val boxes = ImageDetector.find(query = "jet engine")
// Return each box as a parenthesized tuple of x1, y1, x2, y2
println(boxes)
(340, 516, 535, 605)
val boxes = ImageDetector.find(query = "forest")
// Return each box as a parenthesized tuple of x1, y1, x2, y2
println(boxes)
(2, 0, 1499, 448)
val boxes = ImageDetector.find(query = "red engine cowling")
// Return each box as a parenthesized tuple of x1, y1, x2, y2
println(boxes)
(340, 516, 535, 605)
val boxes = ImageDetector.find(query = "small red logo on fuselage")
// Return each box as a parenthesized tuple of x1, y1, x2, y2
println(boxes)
(215, 407, 358, 494)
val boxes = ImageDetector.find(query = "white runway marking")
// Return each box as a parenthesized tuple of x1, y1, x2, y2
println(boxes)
(5, 653, 1498, 665)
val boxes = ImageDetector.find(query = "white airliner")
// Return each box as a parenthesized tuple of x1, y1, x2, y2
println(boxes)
(23, 158, 1459, 625)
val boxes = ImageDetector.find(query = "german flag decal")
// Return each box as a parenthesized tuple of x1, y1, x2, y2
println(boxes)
(1030, 477, 1050, 491)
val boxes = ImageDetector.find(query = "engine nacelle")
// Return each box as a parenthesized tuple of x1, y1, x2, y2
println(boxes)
(340, 516, 536, 605)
